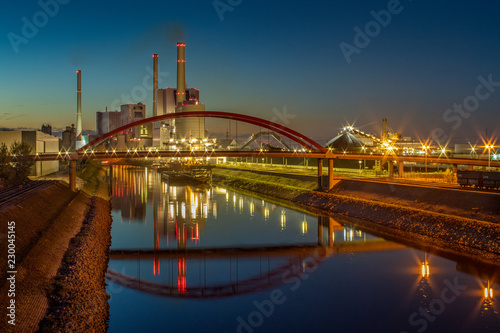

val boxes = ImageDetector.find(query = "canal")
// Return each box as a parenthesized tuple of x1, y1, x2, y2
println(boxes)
(106, 166, 500, 333)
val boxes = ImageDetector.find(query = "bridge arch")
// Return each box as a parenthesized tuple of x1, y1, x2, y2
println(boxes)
(79, 111, 326, 153)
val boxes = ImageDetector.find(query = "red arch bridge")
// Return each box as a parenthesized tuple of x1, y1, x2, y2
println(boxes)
(25, 111, 499, 191)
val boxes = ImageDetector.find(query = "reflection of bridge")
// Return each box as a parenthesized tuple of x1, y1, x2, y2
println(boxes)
(106, 241, 404, 298)
(25, 111, 499, 190)
(106, 215, 405, 299)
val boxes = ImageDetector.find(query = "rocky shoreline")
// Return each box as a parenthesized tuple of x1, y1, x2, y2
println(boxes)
(213, 171, 500, 266)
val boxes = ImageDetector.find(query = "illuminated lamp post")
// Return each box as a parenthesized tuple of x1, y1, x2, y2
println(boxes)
(422, 145, 430, 173)
(485, 144, 494, 171)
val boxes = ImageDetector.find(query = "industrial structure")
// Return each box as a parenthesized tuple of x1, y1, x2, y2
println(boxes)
(75, 70, 85, 149)
(41, 124, 52, 136)
(96, 43, 206, 150)
(61, 125, 76, 151)
(96, 108, 121, 136)
(154, 43, 205, 148)
(0, 130, 59, 176)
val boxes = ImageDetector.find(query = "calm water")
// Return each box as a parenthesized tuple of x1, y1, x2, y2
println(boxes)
(106, 166, 500, 333)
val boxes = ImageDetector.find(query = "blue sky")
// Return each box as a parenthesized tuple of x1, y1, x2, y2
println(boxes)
(1, 0, 500, 145)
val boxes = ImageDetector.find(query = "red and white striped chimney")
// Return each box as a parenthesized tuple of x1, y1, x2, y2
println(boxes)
(153, 54, 158, 117)
(176, 43, 186, 105)
(76, 70, 82, 138)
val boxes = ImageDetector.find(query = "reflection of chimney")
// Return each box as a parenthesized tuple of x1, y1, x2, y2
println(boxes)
(153, 54, 158, 117)
(76, 70, 82, 138)
(176, 43, 186, 105)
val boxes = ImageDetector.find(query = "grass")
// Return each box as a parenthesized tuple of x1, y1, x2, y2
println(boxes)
(213, 168, 317, 191)
(78, 161, 111, 200)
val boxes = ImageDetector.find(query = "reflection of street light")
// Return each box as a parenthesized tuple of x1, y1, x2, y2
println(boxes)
(421, 252, 430, 278)
(280, 209, 286, 230)
(484, 280, 494, 299)
(485, 144, 494, 171)
(301, 215, 308, 235)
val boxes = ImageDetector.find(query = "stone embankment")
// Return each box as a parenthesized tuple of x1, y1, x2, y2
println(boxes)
(213, 168, 500, 265)
(38, 165, 112, 332)
(0, 163, 112, 332)
(38, 196, 111, 332)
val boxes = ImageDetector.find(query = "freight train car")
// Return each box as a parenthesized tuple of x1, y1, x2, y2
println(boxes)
(457, 170, 500, 189)
(482, 171, 500, 189)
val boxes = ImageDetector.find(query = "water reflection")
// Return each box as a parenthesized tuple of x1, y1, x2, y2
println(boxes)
(106, 166, 500, 333)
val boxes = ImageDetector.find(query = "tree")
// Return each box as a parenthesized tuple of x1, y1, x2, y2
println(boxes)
(0, 143, 14, 186)
(0, 141, 35, 186)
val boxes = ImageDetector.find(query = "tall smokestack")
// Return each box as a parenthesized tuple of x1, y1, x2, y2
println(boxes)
(76, 70, 82, 139)
(176, 42, 186, 105)
(153, 54, 158, 117)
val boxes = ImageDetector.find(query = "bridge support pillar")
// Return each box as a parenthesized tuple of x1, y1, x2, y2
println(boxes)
(398, 161, 404, 178)
(328, 159, 334, 190)
(388, 161, 394, 178)
(468, 165, 474, 171)
(69, 160, 77, 191)
(317, 158, 323, 189)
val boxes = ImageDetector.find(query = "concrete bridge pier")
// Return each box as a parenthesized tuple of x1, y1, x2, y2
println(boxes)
(328, 159, 334, 190)
(398, 161, 404, 178)
(69, 160, 77, 191)
(317, 158, 323, 189)
(388, 161, 394, 178)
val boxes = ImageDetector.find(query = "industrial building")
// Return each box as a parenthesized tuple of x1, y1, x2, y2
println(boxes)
(120, 103, 152, 147)
(96, 109, 121, 136)
(41, 124, 52, 135)
(61, 125, 76, 151)
(153, 43, 206, 148)
(0, 130, 59, 176)
(92, 43, 205, 149)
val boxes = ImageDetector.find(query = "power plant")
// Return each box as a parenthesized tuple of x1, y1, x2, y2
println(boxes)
(155, 43, 206, 147)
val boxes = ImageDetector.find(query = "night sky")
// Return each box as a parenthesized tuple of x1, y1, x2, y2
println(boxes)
(1, 0, 500, 145)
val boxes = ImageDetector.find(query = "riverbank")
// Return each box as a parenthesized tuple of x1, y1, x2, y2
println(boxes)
(0, 162, 112, 332)
(37, 163, 111, 332)
(212, 167, 500, 265)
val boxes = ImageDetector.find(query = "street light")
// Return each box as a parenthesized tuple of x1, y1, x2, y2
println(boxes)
(422, 145, 430, 173)
(486, 144, 494, 171)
